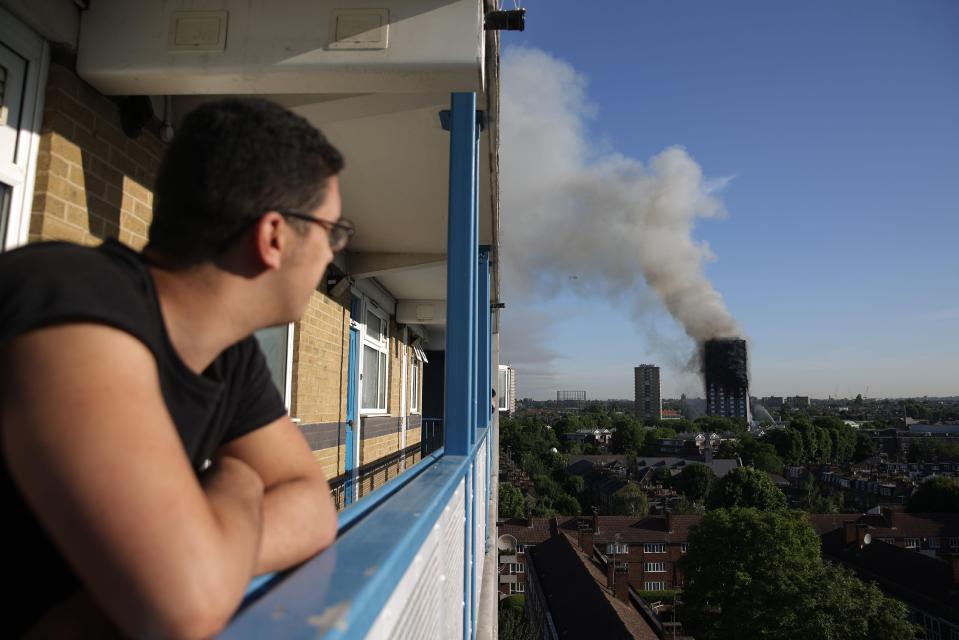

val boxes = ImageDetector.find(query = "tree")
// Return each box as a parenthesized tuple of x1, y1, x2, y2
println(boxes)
(676, 463, 716, 503)
(679, 508, 916, 640)
(499, 482, 525, 519)
(611, 483, 649, 517)
(852, 430, 878, 462)
(907, 476, 959, 513)
(610, 417, 645, 454)
(499, 595, 535, 640)
(739, 435, 785, 475)
(706, 466, 787, 511)
(764, 428, 804, 465)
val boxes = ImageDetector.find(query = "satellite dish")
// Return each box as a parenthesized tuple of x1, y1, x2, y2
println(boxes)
(862, 533, 872, 545)
(497, 534, 517, 552)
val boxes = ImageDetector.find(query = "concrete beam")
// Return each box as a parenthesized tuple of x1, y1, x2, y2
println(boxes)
(349, 252, 445, 279)
(396, 299, 446, 325)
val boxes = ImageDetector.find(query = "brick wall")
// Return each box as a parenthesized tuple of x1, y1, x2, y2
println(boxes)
(312, 443, 346, 481)
(291, 288, 350, 424)
(30, 64, 163, 248)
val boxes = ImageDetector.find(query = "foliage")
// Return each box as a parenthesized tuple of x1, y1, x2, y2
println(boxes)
(764, 428, 805, 466)
(670, 495, 706, 515)
(706, 466, 788, 511)
(499, 482, 526, 519)
(675, 463, 716, 503)
(635, 589, 677, 604)
(695, 415, 747, 434)
(610, 416, 645, 454)
(679, 508, 916, 640)
(498, 596, 535, 640)
(611, 482, 649, 517)
(853, 430, 879, 461)
(738, 435, 785, 474)
(906, 476, 959, 513)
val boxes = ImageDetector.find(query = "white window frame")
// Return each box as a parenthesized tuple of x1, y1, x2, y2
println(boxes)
(643, 581, 665, 591)
(680, 543, 688, 554)
(359, 298, 389, 414)
(607, 542, 629, 555)
(515, 582, 525, 593)
(905, 537, 919, 550)
(949, 537, 959, 551)
(644, 562, 665, 573)
(409, 357, 420, 414)
(644, 543, 666, 554)
(513, 562, 525, 574)
(253, 323, 295, 412)
(0, 7, 48, 252)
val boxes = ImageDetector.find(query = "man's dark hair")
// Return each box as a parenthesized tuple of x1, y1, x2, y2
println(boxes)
(148, 98, 344, 264)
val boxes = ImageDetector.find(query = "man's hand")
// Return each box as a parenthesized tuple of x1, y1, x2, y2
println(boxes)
(2, 325, 265, 639)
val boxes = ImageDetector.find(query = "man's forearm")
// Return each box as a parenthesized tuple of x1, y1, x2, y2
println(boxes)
(254, 475, 337, 574)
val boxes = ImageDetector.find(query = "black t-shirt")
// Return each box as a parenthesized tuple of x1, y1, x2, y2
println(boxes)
(0, 239, 287, 635)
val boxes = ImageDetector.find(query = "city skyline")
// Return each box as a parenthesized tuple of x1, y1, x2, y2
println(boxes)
(498, 0, 959, 400)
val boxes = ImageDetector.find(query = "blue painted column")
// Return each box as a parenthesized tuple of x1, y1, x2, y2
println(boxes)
(444, 91, 478, 457)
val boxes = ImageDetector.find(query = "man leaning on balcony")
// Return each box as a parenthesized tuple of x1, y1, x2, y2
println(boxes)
(0, 98, 349, 638)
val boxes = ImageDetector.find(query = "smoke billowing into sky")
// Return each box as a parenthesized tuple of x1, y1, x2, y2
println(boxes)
(500, 47, 739, 397)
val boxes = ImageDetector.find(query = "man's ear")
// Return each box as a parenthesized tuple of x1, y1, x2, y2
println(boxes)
(253, 212, 286, 270)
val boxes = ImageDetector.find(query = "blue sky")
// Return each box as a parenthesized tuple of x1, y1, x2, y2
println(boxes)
(499, 0, 959, 400)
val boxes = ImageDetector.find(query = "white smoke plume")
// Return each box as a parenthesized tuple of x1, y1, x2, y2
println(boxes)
(500, 47, 739, 380)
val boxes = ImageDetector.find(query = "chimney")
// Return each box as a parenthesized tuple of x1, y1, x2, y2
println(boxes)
(856, 524, 869, 549)
(615, 576, 630, 603)
(593, 508, 600, 534)
(665, 510, 673, 534)
(549, 516, 558, 537)
(606, 559, 615, 589)
(579, 528, 595, 554)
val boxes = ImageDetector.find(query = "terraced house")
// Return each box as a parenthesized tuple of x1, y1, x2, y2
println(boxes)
(0, 0, 510, 637)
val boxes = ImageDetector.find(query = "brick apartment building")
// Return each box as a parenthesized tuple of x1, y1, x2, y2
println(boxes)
(498, 514, 699, 596)
(0, 0, 503, 510)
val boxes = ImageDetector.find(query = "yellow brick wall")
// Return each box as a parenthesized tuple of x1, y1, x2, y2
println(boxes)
(291, 288, 350, 424)
(406, 426, 422, 446)
(311, 444, 346, 482)
(30, 64, 163, 248)
(361, 431, 402, 464)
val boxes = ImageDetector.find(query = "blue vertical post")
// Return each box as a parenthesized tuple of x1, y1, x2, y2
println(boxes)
(444, 92, 478, 457)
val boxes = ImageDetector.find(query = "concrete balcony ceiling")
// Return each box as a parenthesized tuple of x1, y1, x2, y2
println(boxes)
(76, 0, 497, 327)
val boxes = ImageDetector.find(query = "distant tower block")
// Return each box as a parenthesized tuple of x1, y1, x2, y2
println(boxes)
(634, 364, 662, 421)
(556, 390, 586, 407)
(704, 338, 751, 423)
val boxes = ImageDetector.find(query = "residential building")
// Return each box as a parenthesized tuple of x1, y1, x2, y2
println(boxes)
(762, 396, 785, 410)
(498, 364, 517, 416)
(703, 338, 751, 422)
(1, 1, 505, 637)
(788, 395, 811, 408)
(634, 364, 662, 421)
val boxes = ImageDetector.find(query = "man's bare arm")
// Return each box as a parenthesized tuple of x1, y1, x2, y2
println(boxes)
(216, 416, 338, 574)
(2, 325, 265, 639)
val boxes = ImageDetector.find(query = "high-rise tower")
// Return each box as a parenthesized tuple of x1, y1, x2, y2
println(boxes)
(704, 338, 750, 423)
(634, 364, 662, 421)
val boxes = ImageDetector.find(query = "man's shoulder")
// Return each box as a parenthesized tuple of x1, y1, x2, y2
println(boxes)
(0, 239, 156, 348)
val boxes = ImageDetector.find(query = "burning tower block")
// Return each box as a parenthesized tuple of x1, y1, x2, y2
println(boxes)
(704, 338, 751, 423)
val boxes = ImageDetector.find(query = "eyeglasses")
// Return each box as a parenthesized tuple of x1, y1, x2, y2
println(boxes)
(275, 208, 355, 252)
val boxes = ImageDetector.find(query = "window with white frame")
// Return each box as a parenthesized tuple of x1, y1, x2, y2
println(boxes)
(513, 562, 525, 574)
(409, 358, 419, 413)
(254, 324, 295, 410)
(878, 537, 895, 544)
(361, 303, 389, 412)
(515, 582, 525, 593)
(644, 543, 665, 554)
(498, 366, 509, 410)
(949, 537, 959, 550)
(644, 581, 665, 591)
(607, 542, 629, 555)
(644, 562, 665, 573)
(680, 543, 689, 553)
(0, 9, 47, 252)
(905, 538, 919, 550)
(517, 544, 526, 553)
